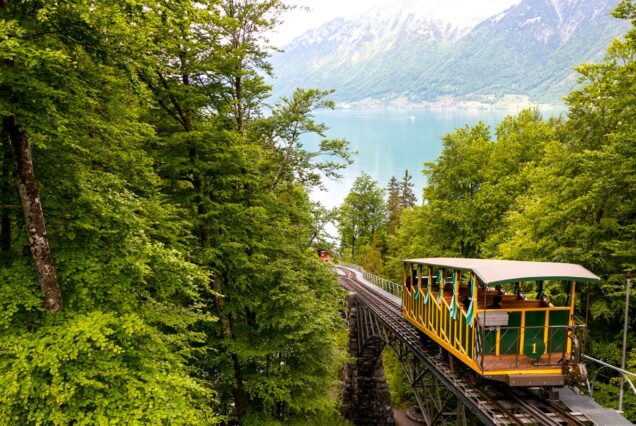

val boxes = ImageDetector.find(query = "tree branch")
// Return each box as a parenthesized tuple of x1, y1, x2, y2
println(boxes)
(155, 70, 192, 132)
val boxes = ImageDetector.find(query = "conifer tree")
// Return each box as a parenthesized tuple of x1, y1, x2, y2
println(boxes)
(386, 176, 401, 232)
(400, 169, 417, 208)
(386, 170, 417, 234)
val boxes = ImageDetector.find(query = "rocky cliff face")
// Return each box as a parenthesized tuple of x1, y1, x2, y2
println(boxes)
(269, 0, 627, 106)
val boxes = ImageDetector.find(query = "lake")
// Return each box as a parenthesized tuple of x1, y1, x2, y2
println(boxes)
(302, 108, 564, 208)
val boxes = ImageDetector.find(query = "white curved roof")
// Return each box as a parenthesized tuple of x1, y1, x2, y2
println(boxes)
(404, 258, 600, 285)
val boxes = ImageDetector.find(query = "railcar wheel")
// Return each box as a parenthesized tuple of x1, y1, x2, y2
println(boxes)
(567, 362, 588, 385)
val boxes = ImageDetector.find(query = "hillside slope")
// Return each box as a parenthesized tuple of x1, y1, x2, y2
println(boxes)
(269, 0, 627, 106)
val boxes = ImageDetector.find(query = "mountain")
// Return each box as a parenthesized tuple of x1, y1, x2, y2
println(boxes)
(269, 1, 477, 103)
(268, 0, 628, 107)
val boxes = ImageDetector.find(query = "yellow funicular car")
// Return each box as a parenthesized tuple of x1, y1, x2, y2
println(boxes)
(402, 258, 599, 387)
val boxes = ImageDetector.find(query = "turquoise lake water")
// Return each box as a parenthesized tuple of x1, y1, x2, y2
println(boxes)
(303, 108, 564, 208)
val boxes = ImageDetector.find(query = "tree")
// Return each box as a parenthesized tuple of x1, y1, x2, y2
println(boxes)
(0, 125, 15, 254)
(491, 7, 635, 416)
(138, 2, 254, 415)
(1, 0, 353, 424)
(495, 6, 636, 275)
(386, 170, 417, 234)
(205, 89, 349, 421)
(390, 111, 555, 261)
(253, 88, 352, 191)
(308, 203, 339, 248)
(386, 176, 401, 232)
(338, 173, 386, 260)
(477, 108, 557, 257)
(400, 169, 417, 208)
(135, 1, 352, 420)
(361, 236, 383, 274)
(421, 123, 493, 257)
(0, 1, 71, 312)
(217, 0, 290, 133)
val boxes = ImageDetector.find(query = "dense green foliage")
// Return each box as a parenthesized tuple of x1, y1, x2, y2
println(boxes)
(1, 0, 350, 424)
(337, 173, 386, 266)
(338, 171, 415, 274)
(338, 1, 635, 420)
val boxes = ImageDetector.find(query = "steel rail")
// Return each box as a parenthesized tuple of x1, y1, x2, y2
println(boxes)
(337, 266, 592, 426)
(507, 389, 589, 426)
(525, 388, 595, 426)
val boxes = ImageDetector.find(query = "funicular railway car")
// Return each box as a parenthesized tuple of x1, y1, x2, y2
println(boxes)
(402, 258, 599, 387)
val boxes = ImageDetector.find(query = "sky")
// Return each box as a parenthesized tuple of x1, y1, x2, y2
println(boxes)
(268, 0, 520, 47)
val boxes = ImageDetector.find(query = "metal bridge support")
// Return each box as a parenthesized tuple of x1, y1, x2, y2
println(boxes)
(342, 293, 395, 425)
(385, 339, 469, 426)
(344, 292, 469, 426)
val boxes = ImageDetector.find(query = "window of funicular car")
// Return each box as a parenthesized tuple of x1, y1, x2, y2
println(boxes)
(481, 279, 575, 307)
(404, 261, 586, 308)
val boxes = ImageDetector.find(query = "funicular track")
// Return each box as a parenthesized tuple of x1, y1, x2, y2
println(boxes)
(337, 266, 593, 426)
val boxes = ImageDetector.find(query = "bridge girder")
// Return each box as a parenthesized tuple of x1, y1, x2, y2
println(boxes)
(352, 296, 469, 426)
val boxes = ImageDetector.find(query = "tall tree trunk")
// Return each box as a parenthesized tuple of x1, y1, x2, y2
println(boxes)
(186, 120, 210, 247)
(351, 231, 355, 260)
(230, 350, 248, 419)
(0, 208, 10, 253)
(1, 126, 12, 252)
(176, 58, 211, 248)
(212, 278, 248, 420)
(182, 59, 247, 417)
(153, 61, 248, 420)
(4, 116, 62, 312)
(234, 75, 243, 134)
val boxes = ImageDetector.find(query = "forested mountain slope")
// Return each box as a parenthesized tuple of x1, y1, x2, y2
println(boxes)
(270, 0, 628, 105)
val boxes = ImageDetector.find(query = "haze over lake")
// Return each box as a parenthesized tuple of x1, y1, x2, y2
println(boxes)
(304, 108, 564, 208)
